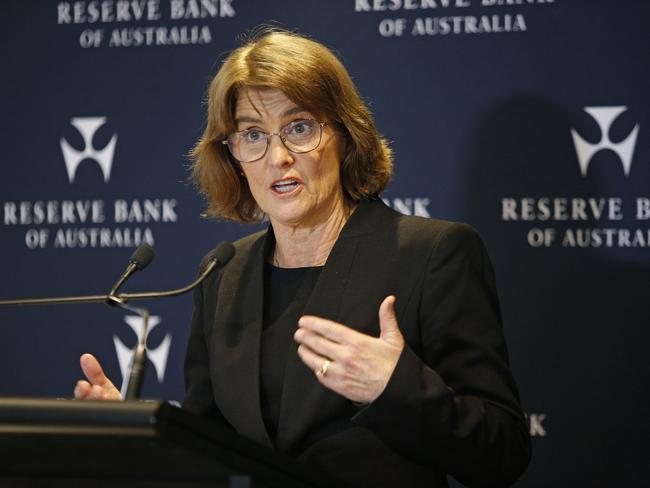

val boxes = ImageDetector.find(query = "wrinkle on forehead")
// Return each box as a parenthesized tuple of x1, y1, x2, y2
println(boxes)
(235, 88, 304, 121)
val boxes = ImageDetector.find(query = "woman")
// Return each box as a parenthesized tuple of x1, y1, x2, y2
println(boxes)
(75, 30, 531, 487)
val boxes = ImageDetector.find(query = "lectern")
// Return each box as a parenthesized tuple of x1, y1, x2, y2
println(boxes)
(0, 398, 343, 488)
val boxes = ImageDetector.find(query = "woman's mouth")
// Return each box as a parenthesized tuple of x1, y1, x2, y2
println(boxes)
(271, 178, 303, 195)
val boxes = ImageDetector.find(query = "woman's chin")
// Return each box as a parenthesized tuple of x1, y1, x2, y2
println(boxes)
(269, 210, 310, 228)
(267, 203, 321, 228)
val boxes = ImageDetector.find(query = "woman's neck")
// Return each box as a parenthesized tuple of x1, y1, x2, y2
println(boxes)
(270, 199, 354, 268)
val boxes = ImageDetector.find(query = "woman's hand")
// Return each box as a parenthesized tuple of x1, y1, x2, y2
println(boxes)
(294, 295, 404, 404)
(73, 353, 122, 400)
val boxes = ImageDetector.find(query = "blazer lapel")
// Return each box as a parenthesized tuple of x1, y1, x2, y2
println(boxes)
(210, 231, 273, 448)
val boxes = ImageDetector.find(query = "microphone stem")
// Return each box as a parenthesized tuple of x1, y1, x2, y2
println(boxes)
(112, 299, 149, 401)
(109, 262, 138, 297)
(118, 259, 217, 302)
(0, 259, 218, 308)
(0, 294, 109, 307)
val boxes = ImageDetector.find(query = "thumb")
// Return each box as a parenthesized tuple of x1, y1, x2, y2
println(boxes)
(379, 295, 403, 345)
(80, 353, 110, 386)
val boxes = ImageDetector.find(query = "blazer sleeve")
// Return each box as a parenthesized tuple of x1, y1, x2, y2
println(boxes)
(352, 223, 531, 487)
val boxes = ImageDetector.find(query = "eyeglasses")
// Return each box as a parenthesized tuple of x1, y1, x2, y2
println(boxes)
(221, 119, 328, 163)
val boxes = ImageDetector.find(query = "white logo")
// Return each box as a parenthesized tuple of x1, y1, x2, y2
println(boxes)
(60, 117, 118, 183)
(570, 106, 639, 177)
(113, 314, 172, 397)
(382, 197, 431, 217)
(525, 413, 547, 437)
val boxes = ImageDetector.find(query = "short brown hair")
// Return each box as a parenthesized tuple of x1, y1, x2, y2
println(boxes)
(190, 29, 393, 223)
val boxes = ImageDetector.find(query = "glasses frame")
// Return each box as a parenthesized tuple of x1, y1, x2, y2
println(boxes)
(220, 119, 329, 163)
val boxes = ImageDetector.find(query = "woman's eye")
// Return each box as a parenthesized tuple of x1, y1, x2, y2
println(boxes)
(288, 120, 313, 135)
(243, 129, 264, 143)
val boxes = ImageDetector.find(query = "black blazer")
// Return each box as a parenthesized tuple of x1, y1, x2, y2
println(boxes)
(184, 200, 531, 487)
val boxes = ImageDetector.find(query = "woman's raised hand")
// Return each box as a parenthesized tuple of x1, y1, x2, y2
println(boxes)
(73, 353, 122, 400)
(294, 295, 405, 404)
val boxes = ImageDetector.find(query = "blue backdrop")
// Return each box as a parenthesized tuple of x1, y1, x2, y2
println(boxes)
(1, 1, 648, 486)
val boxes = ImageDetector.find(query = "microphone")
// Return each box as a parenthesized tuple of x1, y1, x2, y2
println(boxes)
(108, 242, 234, 400)
(108, 243, 155, 299)
(104, 244, 155, 399)
(207, 241, 236, 268)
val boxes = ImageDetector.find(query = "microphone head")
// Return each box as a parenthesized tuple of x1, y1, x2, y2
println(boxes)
(129, 243, 155, 270)
(210, 241, 235, 267)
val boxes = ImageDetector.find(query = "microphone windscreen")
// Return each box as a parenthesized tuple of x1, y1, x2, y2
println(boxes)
(129, 243, 155, 270)
(211, 241, 235, 266)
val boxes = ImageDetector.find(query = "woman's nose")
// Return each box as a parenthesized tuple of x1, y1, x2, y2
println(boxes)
(266, 134, 294, 167)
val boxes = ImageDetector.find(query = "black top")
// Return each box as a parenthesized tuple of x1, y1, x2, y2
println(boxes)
(261, 263, 323, 440)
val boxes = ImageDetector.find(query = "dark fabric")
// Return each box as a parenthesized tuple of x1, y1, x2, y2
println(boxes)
(183, 199, 531, 488)
(260, 264, 322, 440)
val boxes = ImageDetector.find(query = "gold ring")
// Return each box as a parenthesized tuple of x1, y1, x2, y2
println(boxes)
(316, 360, 331, 378)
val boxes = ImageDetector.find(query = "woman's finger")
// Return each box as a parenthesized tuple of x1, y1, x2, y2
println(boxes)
(80, 353, 110, 386)
(89, 384, 105, 400)
(73, 380, 91, 399)
(294, 328, 345, 362)
(297, 344, 334, 377)
(298, 315, 365, 345)
(76, 353, 122, 400)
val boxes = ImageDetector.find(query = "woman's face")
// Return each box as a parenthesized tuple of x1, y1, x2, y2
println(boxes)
(233, 88, 346, 228)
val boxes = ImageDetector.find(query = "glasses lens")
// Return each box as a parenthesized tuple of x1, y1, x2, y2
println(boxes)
(283, 120, 322, 153)
(228, 129, 268, 162)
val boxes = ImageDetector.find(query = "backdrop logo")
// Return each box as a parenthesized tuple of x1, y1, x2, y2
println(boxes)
(56, 1, 236, 49)
(525, 413, 547, 437)
(499, 105, 648, 249)
(4, 116, 178, 249)
(354, 0, 558, 39)
(570, 106, 640, 177)
(113, 314, 172, 397)
(60, 117, 118, 183)
(382, 197, 431, 217)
